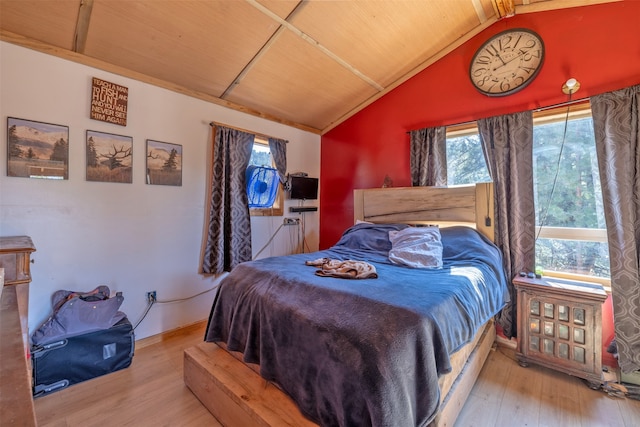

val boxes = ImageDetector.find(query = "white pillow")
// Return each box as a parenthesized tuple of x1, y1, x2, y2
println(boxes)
(388, 227, 443, 269)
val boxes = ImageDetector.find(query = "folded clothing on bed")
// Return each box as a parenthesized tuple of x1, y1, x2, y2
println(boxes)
(305, 257, 378, 279)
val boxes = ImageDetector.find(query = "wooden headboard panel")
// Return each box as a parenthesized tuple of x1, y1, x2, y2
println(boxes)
(353, 183, 495, 242)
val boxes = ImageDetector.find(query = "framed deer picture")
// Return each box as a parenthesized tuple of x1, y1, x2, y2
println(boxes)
(146, 140, 182, 186)
(86, 130, 133, 183)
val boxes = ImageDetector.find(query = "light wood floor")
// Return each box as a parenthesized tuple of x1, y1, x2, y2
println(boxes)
(35, 321, 640, 427)
(457, 347, 640, 427)
(34, 322, 220, 427)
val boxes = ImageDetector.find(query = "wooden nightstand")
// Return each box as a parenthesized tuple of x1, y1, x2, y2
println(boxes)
(513, 275, 607, 388)
(0, 236, 36, 286)
(0, 236, 36, 343)
(0, 236, 37, 425)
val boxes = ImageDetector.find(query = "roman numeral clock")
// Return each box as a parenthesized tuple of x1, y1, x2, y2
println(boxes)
(469, 28, 545, 96)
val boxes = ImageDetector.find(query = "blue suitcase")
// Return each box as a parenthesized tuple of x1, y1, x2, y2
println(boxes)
(31, 317, 134, 397)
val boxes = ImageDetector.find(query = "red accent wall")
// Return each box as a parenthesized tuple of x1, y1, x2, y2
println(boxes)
(320, 1, 640, 249)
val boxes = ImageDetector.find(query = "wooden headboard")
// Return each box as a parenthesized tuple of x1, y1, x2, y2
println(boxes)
(353, 183, 495, 243)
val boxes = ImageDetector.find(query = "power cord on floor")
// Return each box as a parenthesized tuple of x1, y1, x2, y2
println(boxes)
(132, 286, 218, 330)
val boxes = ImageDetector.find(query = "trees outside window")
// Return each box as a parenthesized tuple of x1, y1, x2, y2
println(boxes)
(446, 133, 491, 185)
(532, 109, 609, 278)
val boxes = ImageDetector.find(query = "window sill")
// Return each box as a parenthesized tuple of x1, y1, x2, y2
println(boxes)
(250, 207, 284, 216)
(540, 269, 611, 293)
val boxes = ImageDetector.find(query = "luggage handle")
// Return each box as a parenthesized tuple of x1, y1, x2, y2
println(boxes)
(31, 339, 68, 355)
(33, 380, 69, 398)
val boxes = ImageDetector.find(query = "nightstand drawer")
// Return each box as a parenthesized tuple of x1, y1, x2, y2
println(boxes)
(0, 236, 36, 286)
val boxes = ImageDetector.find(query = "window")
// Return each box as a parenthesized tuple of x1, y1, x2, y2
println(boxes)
(247, 138, 283, 216)
(446, 125, 490, 185)
(532, 103, 609, 282)
(444, 103, 610, 284)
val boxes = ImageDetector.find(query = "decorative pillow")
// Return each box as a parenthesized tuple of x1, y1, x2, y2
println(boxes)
(388, 226, 443, 269)
(334, 223, 408, 253)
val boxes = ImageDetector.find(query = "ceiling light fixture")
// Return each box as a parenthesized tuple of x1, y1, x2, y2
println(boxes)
(562, 78, 580, 95)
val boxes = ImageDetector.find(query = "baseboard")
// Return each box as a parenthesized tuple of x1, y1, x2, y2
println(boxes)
(135, 319, 207, 350)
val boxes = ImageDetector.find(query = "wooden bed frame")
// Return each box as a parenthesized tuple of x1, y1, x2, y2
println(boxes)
(184, 183, 497, 427)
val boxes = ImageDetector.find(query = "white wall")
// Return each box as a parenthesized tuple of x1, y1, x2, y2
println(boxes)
(0, 42, 321, 340)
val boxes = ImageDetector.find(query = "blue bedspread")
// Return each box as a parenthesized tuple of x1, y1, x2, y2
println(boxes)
(205, 225, 508, 427)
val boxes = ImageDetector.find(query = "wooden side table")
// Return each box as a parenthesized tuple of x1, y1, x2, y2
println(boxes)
(0, 236, 36, 348)
(0, 235, 36, 286)
(513, 275, 607, 388)
(0, 236, 37, 426)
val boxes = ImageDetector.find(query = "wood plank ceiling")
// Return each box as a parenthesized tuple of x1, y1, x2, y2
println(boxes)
(0, 0, 620, 134)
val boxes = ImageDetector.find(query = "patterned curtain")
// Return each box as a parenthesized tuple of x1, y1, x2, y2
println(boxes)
(200, 126, 255, 274)
(268, 137, 288, 183)
(410, 126, 447, 186)
(478, 111, 536, 338)
(591, 84, 640, 373)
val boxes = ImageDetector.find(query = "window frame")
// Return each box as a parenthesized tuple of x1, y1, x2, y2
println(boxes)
(248, 138, 284, 217)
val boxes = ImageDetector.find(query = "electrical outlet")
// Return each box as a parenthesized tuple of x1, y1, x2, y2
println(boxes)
(146, 291, 157, 303)
(283, 217, 300, 225)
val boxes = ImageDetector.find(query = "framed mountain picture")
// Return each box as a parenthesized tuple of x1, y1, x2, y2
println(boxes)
(7, 117, 69, 180)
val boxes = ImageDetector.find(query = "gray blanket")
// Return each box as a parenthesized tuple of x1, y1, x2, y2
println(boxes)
(205, 225, 508, 426)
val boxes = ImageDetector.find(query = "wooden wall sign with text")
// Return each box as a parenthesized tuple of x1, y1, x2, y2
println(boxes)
(90, 77, 128, 126)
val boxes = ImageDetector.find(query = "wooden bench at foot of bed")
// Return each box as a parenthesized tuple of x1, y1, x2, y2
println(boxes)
(184, 342, 316, 427)
(184, 320, 496, 427)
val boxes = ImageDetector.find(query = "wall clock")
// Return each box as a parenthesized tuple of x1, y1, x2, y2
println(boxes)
(469, 28, 545, 97)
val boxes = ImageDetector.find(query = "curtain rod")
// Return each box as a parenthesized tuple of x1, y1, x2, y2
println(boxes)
(209, 121, 287, 142)
(405, 96, 590, 134)
(533, 96, 588, 113)
(405, 120, 476, 134)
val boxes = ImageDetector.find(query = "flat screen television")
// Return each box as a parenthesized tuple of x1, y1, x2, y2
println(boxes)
(289, 176, 318, 200)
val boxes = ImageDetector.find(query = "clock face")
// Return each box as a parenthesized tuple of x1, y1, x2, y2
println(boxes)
(469, 28, 545, 96)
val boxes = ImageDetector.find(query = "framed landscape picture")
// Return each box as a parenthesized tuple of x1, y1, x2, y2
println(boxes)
(146, 140, 182, 186)
(86, 130, 133, 183)
(7, 117, 69, 179)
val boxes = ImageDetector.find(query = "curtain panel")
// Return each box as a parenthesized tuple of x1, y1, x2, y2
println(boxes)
(410, 127, 447, 186)
(478, 111, 536, 338)
(268, 137, 288, 184)
(200, 126, 255, 274)
(591, 84, 640, 373)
